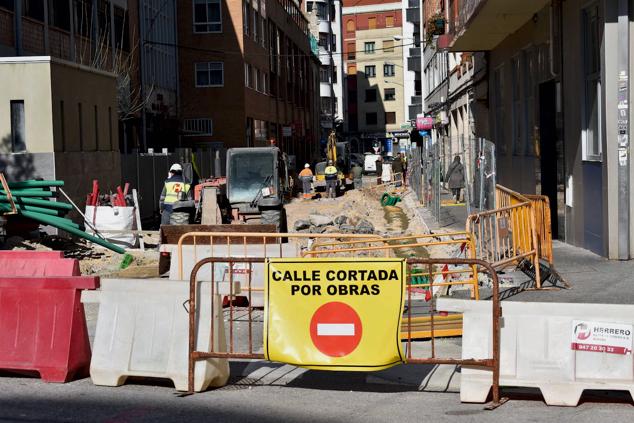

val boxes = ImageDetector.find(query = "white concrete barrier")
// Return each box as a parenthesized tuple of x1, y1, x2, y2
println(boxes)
(437, 299, 634, 406)
(82, 279, 230, 392)
(167, 243, 302, 307)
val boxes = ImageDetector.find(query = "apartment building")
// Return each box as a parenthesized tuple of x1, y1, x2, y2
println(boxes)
(342, 0, 406, 153)
(177, 0, 320, 165)
(0, 0, 180, 152)
(444, 0, 634, 260)
(303, 0, 343, 141)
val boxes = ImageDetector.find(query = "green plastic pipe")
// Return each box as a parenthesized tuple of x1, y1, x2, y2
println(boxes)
(11, 209, 80, 229)
(19, 210, 126, 254)
(7, 180, 64, 189)
(0, 196, 73, 210)
(0, 203, 66, 217)
(0, 189, 55, 197)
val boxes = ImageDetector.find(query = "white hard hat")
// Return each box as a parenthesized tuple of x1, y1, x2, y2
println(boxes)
(169, 163, 182, 172)
(304, 163, 310, 168)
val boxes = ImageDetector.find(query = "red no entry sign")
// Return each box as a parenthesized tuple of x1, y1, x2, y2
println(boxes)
(309, 302, 363, 357)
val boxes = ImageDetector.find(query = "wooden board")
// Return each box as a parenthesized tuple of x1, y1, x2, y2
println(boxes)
(160, 224, 279, 245)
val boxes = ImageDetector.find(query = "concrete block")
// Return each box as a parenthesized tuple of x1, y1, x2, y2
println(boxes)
(438, 299, 634, 406)
(82, 279, 229, 392)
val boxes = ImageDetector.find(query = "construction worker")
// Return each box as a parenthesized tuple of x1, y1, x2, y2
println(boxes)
(159, 163, 191, 225)
(298, 163, 314, 199)
(324, 160, 338, 199)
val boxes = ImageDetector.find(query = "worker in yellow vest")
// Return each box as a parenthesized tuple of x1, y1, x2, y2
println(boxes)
(159, 163, 191, 225)
(324, 160, 338, 199)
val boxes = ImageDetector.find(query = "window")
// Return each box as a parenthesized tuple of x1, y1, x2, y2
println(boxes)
(346, 19, 355, 33)
(386, 16, 394, 27)
(383, 40, 394, 53)
(511, 56, 521, 154)
(582, 4, 602, 161)
(384, 88, 396, 101)
(364, 42, 375, 54)
(331, 34, 337, 52)
(256, 68, 262, 91)
(24, 0, 44, 21)
(365, 89, 377, 102)
(243, 1, 250, 35)
(260, 16, 266, 47)
(49, 0, 71, 30)
(347, 64, 356, 75)
(253, 8, 259, 42)
(0, 0, 14, 11)
(196, 62, 224, 87)
(384, 63, 395, 77)
(368, 17, 376, 29)
(10, 100, 26, 152)
(366, 112, 377, 125)
(183, 118, 213, 136)
(316, 2, 327, 20)
(318, 32, 328, 48)
(347, 42, 355, 60)
(194, 0, 221, 33)
(320, 65, 330, 83)
(364, 65, 376, 77)
(306, 1, 313, 13)
(385, 112, 396, 124)
(113, 6, 130, 51)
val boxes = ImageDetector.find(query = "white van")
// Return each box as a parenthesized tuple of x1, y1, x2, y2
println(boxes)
(363, 153, 381, 174)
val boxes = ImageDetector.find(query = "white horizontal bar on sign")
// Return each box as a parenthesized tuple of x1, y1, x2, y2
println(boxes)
(317, 323, 355, 336)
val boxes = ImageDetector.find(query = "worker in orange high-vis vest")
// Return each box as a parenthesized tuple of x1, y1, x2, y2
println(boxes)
(298, 163, 314, 199)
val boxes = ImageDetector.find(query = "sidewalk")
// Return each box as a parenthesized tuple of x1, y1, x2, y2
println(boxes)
(409, 188, 634, 305)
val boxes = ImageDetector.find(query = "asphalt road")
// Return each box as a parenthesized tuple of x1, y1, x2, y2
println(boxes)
(0, 366, 632, 423)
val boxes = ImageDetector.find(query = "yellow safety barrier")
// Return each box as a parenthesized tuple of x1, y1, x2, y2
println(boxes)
(304, 231, 481, 303)
(525, 194, 553, 264)
(467, 185, 542, 288)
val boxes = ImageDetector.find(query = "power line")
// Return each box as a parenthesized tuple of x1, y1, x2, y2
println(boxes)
(143, 39, 416, 59)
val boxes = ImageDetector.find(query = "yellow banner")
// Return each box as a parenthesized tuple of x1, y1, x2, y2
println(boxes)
(264, 258, 406, 371)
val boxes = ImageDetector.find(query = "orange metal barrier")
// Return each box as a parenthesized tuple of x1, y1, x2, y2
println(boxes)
(467, 185, 542, 287)
(186, 256, 504, 408)
(176, 232, 381, 280)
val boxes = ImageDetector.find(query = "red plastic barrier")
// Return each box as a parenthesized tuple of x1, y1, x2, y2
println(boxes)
(0, 258, 80, 277)
(0, 276, 99, 382)
(0, 251, 64, 259)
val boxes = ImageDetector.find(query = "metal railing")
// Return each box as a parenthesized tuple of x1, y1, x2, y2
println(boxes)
(186, 256, 504, 409)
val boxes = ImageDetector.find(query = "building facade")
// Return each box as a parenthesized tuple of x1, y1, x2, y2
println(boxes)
(303, 0, 344, 141)
(0, 56, 121, 211)
(177, 0, 320, 165)
(445, 0, 634, 260)
(0, 0, 179, 152)
(342, 0, 406, 153)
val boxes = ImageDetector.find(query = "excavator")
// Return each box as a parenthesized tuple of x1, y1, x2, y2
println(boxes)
(314, 130, 351, 191)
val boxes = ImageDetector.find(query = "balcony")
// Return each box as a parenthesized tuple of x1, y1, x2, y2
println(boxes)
(406, 8, 420, 24)
(446, 0, 550, 51)
(407, 56, 421, 72)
